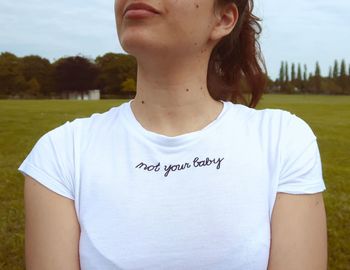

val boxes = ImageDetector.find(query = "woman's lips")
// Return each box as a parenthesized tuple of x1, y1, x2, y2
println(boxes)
(124, 9, 159, 19)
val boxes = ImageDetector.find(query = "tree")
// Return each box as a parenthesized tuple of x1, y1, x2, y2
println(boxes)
(121, 77, 136, 92)
(95, 53, 137, 96)
(303, 64, 307, 82)
(53, 55, 99, 98)
(315, 61, 321, 92)
(340, 59, 346, 77)
(295, 63, 303, 92)
(21, 55, 54, 97)
(339, 59, 347, 93)
(279, 61, 284, 84)
(0, 52, 26, 96)
(27, 78, 41, 97)
(297, 63, 302, 81)
(291, 63, 296, 82)
(333, 60, 339, 78)
(285, 62, 289, 82)
(315, 61, 321, 77)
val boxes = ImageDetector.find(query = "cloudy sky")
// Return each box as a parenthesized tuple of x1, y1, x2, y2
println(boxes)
(0, 0, 349, 80)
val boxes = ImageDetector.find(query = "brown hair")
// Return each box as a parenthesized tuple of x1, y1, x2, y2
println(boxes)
(208, 0, 268, 108)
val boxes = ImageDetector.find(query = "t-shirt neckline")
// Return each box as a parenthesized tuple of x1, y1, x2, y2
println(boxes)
(121, 99, 229, 148)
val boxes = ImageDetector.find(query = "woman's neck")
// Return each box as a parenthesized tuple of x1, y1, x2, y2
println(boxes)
(129, 55, 223, 137)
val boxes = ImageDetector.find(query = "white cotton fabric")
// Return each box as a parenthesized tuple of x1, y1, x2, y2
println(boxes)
(18, 99, 326, 270)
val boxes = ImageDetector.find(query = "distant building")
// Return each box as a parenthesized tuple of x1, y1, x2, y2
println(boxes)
(68, 89, 100, 100)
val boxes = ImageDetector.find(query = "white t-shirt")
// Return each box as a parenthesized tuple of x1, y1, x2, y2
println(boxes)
(18, 99, 326, 270)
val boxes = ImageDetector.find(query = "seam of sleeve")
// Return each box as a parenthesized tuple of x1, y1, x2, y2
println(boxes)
(18, 161, 74, 200)
(277, 179, 327, 194)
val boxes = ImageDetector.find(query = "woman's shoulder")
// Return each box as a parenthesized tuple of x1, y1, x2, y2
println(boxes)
(229, 102, 292, 127)
(229, 102, 316, 140)
(49, 103, 125, 138)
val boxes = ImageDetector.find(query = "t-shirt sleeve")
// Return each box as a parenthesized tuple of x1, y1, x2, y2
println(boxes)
(17, 120, 75, 200)
(277, 112, 327, 194)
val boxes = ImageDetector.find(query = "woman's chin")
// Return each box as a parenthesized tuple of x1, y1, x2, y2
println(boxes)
(121, 39, 163, 57)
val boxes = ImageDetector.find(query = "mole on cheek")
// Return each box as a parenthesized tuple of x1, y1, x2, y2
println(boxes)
(186, 88, 189, 92)
(196, 4, 199, 8)
(141, 100, 145, 104)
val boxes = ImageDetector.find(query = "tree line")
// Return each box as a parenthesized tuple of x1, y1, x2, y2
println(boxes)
(270, 59, 350, 94)
(0, 51, 349, 99)
(0, 52, 137, 99)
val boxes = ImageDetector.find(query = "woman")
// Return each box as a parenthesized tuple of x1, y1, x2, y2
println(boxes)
(18, 0, 328, 269)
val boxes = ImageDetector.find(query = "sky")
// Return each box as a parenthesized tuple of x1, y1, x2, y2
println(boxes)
(0, 0, 349, 80)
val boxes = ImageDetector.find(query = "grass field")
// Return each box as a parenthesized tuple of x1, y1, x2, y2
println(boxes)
(0, 94, 349, 269)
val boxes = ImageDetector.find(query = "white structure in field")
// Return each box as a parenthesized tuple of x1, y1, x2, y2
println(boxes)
(68, 89, 100, 100)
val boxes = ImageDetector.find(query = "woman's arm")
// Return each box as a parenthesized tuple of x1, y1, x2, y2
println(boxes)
(267, 192, 328, 270)
(24, 175, 81, 270)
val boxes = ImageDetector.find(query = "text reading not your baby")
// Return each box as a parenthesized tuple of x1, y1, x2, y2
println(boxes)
(135, 156, 224, 177)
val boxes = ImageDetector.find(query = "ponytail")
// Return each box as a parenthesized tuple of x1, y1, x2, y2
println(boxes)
(208, 0, 267, 108)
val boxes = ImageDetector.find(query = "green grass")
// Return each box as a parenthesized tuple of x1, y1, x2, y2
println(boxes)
(1, 94, 349, 269)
